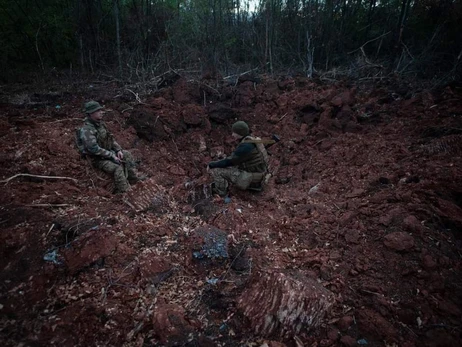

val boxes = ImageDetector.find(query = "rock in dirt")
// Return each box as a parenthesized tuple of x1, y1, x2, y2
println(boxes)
(237, 270, 335, 337)
(262, 341, 287, 347)
(138, 251, 173, 284)
(345, 188, 365, 198)
(327, 328, 340, 341)
(344, 229, 361, 244)
(337, 315, 354, 331)
(339, 335, 356, 347)
(190, 225, 228, 260)
(63, 228, 117, 274)
(127, 109, 170, 141)
(182, 104, 205, 126)
(421, 253, 438, 270)
(403, 215, 423, 234)
(207, 103, 236, 123)
(152, 301, 194, 346)
(357, 308, 398, 342)
(383, 232, 415, 251)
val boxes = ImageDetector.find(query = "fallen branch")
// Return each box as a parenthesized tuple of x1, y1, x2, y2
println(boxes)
(348, 31, 391, 55)
(1, 173, 78, 184)
(45, 223, 55, 237)
(47, 118, 83, 123)
(26, 204, 71, 208)
(125, 88, 146, 104)
(188, 80, 222, 97)
(278, 113, 288, 122)
(221, 245, 246, 281)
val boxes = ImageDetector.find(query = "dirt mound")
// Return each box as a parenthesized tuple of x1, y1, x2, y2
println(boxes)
(0, 77, 461, 346)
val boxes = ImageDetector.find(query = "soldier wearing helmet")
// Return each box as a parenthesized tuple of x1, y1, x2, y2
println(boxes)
(208, 121, 269, 196)
(76, 101, 142, 193)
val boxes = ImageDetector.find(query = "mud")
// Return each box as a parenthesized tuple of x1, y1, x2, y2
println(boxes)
(0, 76, 461, 346)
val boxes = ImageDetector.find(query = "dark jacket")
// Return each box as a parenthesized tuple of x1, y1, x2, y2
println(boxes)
(209, 136, 267, 173)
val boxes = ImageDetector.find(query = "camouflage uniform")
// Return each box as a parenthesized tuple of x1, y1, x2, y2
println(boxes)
(77, 117, 137, 193)
(208, 121, 268, 196)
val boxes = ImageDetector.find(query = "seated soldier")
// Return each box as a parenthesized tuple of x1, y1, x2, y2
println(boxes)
(208, 121, 270, 196)
(76, 100, 142, 193)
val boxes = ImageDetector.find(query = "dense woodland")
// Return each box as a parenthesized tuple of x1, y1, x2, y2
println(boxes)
(0, 0, 461, 83)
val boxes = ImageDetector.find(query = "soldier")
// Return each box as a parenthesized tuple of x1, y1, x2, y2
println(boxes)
(76, 100, 141, 193)
(208, 121, 270, 197)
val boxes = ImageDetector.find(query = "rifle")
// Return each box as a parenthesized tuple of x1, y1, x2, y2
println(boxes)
(243, 134, 281, 148)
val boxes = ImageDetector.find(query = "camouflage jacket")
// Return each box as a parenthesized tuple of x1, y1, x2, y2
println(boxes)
(77, 118, 122, 159)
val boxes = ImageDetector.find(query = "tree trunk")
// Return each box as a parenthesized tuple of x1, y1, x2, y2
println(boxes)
(396, 0, 410, 46)
(394, 0, 411, 68)
(114, 0, 122, 78)
(306, 31, 313, 78)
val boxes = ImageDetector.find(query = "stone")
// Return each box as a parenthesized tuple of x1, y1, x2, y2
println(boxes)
(207, 103, 236, 123)
(383, 232, 414, 251)
(190, 225, 228, 260)
(172, 78, 191, 104)
(327, 328, 340, 341)
(237, 269, 335, 337)
(149, 97, 169, 109)
(403, 215, 423, 234)
(331, 91, 355, 108)
(138, 251, 173, 284)
(152, 301, 194, 346)
(340, 335, 356, 347)
(331, 96, 343, 107)
(438, 300, 462, 316)
(378, 208, 403, 226)
(182, 104, 204, 126)
(63, 228, 117, 274)
(337, 316, 354, 331)
(127, 109, 170, 141)
(343, 121, 362, 133)
(265, 341, 287, 347)
(357, 308, 398, 342)
(339, 212, 357, 226)
(345, 189, 365, 198)
(344, 229, 361, 244)
(421, 254, 437, 270)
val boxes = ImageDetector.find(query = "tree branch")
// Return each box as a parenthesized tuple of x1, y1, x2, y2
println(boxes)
(1, 174, 78, 184)
(348, 31, 391, 55)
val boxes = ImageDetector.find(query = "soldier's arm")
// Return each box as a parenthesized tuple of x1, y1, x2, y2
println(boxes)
(208, 143, 254, 168)
(81, 127, 114, 159)
(112, 140, 123, 153)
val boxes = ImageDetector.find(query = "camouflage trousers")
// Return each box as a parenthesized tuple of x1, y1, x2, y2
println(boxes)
(210, 167, 264, 196)
(92, 150, 137, 193)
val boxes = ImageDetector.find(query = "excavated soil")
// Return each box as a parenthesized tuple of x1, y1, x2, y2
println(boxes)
(0, 75, 461, 347)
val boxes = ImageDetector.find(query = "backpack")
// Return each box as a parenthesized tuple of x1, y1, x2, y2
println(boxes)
(75, 128, 87, 157)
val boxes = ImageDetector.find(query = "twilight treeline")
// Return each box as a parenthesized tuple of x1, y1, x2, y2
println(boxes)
(0, 0, 460, 81)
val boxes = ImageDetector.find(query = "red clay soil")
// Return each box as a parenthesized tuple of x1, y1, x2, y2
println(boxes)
(0, 76, 461, 347)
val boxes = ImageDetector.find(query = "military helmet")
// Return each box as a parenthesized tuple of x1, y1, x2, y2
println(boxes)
(232, 121, 250, 136)
(83, 100, 103, 114)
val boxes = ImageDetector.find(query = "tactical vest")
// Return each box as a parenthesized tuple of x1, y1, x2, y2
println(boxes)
(76, 119, 115, 155)
(239, 136, 268, 173)
(91, 121, 114, 149)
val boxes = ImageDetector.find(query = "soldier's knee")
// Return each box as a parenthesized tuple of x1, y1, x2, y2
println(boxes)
(113, 166, 125, 177)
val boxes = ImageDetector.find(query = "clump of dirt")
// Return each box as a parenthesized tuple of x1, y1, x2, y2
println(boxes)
(0, 76, 461, 346)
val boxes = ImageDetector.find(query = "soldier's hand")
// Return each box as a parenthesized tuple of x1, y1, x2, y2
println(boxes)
(112, 154, 121, 164)
(116, 150, 124, 160)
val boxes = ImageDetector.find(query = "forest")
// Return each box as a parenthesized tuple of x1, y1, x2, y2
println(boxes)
(1, 0, 461, 82)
